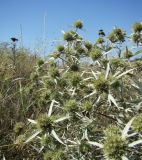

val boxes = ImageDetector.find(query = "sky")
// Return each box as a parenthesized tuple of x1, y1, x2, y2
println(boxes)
(0, 0, 142, 55)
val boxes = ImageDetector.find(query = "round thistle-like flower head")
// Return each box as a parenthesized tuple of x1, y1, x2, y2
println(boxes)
(133, 22, 142, 33)
(104, 135, 127, 159)
(82, 101, 93, 112)
(37, 114, 54, 132)
(132, 113, 142, 132)
(109, 28, 126, 43)
(84, 41, 92, 50)
(64, 100, 78, 113)
(57, 45, 65, 52)
(52, 52, 60, 59)
(110, 58, 125, 68)
(90, 49, 102, 61)
(44, 150, 67, 160)
(74, 20, 83, 29)
(77, 47, 86, 54)
(67, 72, 82, 86)
(49, 67, 60, 78)
(64, 31, 75, 41)
(58, 77, 67, 88)
(44, 79, 55, 90)
(14, 122, 25, 134)
(15, 134, 26, 145)
(37, 59, 44, 66)
(108, 32, 117, 43)
(132, 33, 141, 45)
(96, 37, 105, 44)
(70, 64, 80, 72)
(104, 125, 121, 136)
(103, 125, 127, 160)
(94, 75, 110, 93)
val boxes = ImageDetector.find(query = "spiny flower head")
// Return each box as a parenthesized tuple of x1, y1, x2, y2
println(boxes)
(96, 37, 105, 44)
(94, 75, 110, 93)
(37, 59, 44, 66)
(90, 49, 102, 61)
(57, 45, 65, 52)
(109, 28, 126, 43)
(44, 79, 55, 89)
(74, 20, 83, 29)
(132, 33, 141, 45)
(64, 31, 75, 41)
(84, 41, 92, 50)
(67, 72, 82, 86)
(64, 100, 78, 113)
(14, 122, 25, 134)
(77, 47, 86, 54)
(70, 63, 80, 72)
(44, 150, 67, 160)
(15, 134, 26, 145)
(82, 101, 93, 112)
(110, 58, 126, 68)
(103, 134, 127, 160)
(57, 77, 67, 88)
(133, 22, 142, 33)
(37, 114, 54, 132)
(49, 67, 60, 78)
(103, 125, 127, 160)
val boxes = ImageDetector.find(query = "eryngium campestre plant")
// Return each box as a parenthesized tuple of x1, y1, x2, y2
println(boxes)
(103, 125, 128, 160)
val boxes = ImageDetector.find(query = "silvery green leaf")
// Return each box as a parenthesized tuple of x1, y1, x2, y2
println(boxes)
(127, 132, 137, 138)
(54, 114, 70, 123)
(82, 129, 89, 140)
(135, 101, 142, 111)
(51, 130, 65, 145)
(67, 139, 78, 145)
(88, 141, 103, 148)
(122, 156, 129, 160)
(2, 155, 6, 160)
(108, 94, 119, 108)
(116, 118, 123, 124)
(116, 68, 135, 79)
(48, 100, 55, 117)
(91, 69, 97, 79)
(83, 91, 96, 99)
(113, 70, 121, 78)
(105, 62, 110, 79)
(122, 117, 135, 139)
(128, 140, 142, 147)
(27, 118, 37, 124)
(39, 146, 44, 153)
(25, 130, 42, 143)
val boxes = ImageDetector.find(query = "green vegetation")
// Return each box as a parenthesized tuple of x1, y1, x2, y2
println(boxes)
(0, 21, 142, 159)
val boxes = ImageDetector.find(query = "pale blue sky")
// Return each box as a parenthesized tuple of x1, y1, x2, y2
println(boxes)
(0, 0, 142, 54)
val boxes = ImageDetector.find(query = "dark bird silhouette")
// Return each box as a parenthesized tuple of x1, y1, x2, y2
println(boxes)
(98, 29, 105, 37)
(11, 37, 18, 42)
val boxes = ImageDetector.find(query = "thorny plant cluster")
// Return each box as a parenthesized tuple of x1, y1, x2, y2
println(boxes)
(1, 21, 142, 160)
